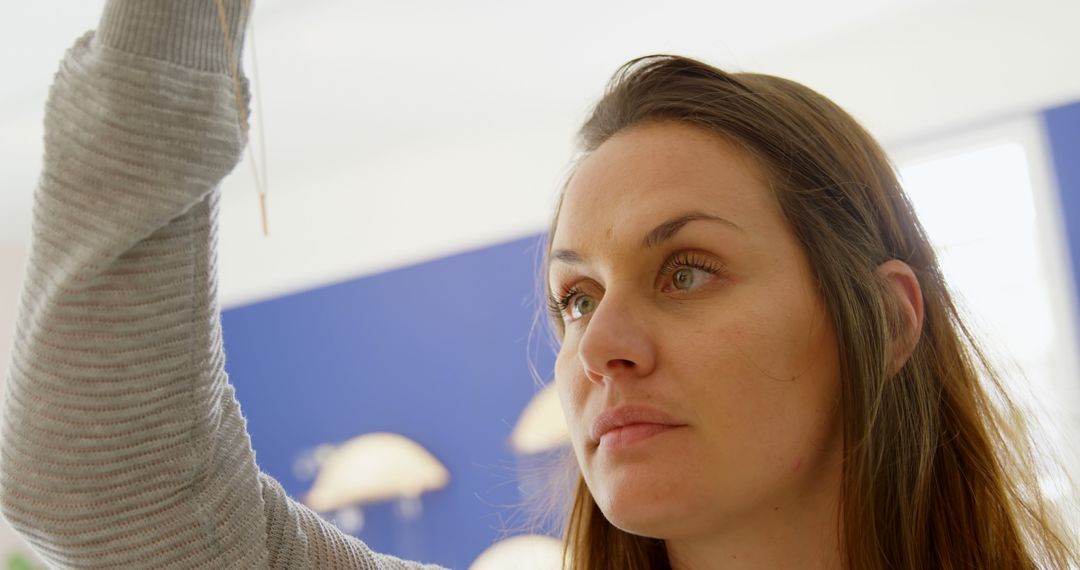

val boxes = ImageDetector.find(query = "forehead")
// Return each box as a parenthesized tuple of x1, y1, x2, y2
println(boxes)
(552, 121, 774, 251)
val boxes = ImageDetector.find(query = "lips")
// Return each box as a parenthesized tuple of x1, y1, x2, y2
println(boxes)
(589, 405, 687, 447)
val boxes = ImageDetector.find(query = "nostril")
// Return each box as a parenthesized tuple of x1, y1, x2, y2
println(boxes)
(609, 359, 635, 369)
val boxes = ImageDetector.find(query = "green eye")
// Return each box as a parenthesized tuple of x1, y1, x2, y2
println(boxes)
(673, 268, 695, 290)
(571, 294, 598, 319)
(660, 253, 727, 294)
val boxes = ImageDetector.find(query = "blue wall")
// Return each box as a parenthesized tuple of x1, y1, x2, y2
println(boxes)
(1044, 101, 1080, 328)
(221, 234, 558, 568)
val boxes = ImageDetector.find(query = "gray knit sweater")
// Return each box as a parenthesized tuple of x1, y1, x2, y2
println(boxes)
(0, 1, 443, 568)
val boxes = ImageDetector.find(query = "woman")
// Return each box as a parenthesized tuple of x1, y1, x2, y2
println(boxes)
(546, 60, 1079, 568)
(0, 1, 1075, 568)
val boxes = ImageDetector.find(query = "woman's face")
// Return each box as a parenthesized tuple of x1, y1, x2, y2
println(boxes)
(548, 121, 843, 541)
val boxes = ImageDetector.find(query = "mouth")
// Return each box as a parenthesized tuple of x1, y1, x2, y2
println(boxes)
(590, 405, 688, 450)
(597, 423, 685, 450)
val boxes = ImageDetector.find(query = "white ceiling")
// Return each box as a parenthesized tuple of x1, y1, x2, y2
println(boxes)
(2, 0, 1078, 308)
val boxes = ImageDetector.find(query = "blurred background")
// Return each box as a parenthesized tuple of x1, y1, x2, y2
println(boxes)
(2, 0, 1079, 568)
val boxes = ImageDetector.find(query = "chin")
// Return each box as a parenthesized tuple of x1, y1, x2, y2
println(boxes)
(599, 498, 687, 540)
(589, 469, 696, 539)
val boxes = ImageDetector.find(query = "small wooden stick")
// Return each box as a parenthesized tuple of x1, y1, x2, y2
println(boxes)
(215, 0, 270, 237)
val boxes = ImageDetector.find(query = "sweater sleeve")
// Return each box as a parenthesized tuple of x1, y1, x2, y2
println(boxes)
(0, 2, 444, 568)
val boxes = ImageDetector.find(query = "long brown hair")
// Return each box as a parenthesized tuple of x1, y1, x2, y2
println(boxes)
(543, 55, 1078, 569)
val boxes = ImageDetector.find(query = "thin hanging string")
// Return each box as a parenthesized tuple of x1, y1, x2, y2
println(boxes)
(215, 0, 270, 236)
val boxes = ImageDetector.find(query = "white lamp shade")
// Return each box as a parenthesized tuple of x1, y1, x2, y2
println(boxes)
(510, 384, 569, 454)
(469, 534, 564, 570)
(303, 432, 449, 512)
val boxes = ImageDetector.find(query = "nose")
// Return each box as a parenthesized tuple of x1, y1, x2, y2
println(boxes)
(576, 293, 657, 384)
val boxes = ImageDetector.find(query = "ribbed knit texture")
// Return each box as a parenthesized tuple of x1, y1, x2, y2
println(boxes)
(0, 1, 444, 568)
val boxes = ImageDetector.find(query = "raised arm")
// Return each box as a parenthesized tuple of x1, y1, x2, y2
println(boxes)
(0, 2, 441, 568)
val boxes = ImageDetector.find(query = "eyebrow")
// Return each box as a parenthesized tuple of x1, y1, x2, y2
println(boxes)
(550, 211, 742, 266)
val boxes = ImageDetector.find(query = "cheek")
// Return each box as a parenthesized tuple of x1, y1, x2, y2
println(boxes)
(554, 344, 587, 430)
(663, 302, 775, 385)
(554, 346, 598, 472)
(715, 285, 832, 382)
(671, 288, 840, 438)
(735, 307, 841, 445)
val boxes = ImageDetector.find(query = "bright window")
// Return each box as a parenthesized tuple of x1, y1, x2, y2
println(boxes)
(894, 124, 1080, 513)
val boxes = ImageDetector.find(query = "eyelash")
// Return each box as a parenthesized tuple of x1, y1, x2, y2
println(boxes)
(660, 252, 726, 280)
(547, 252, 727, 320)
(547, 286, 584, 320)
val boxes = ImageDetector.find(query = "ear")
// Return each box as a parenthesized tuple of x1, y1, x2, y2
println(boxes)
(876, 260, 925, 376)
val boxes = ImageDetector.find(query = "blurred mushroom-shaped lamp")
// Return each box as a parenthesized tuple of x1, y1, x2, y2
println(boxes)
(303, 432, 449, 515)
(511, 383, 569, 454)
(469, 534, 564, 570)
